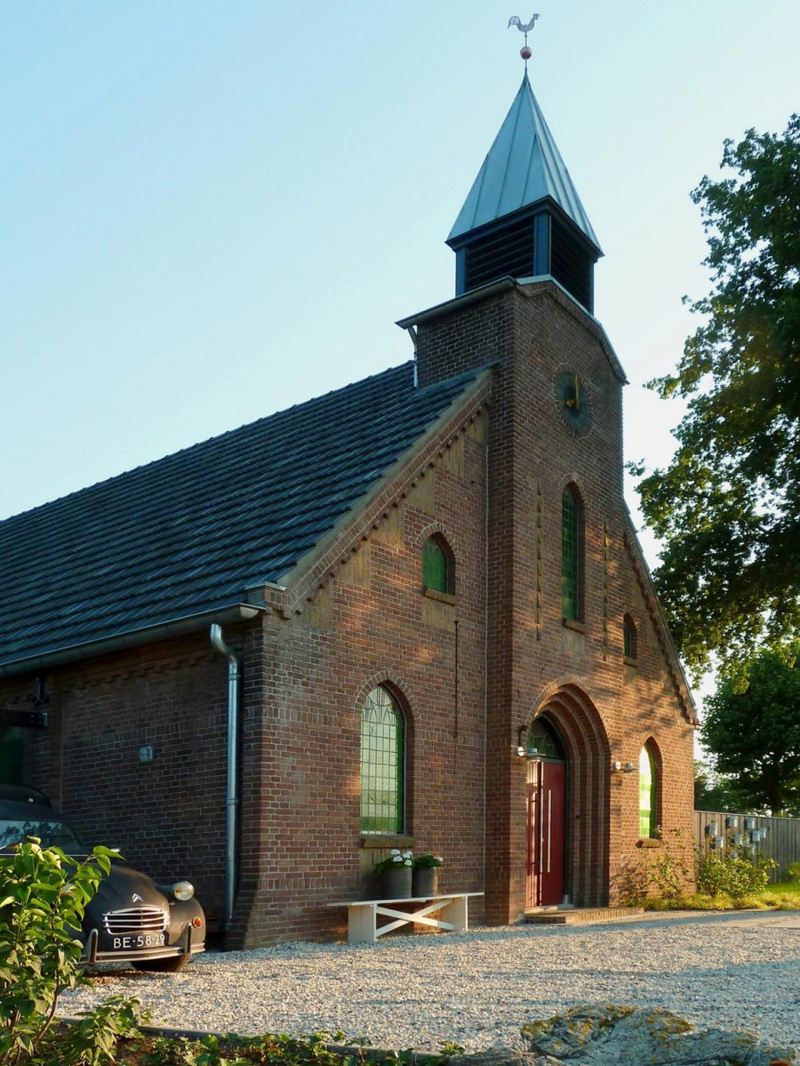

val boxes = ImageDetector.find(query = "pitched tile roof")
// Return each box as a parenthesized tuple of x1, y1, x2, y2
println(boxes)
(0, 362, 481, 669)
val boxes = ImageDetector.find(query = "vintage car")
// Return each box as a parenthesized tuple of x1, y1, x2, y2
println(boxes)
(0, 784, 206, 972)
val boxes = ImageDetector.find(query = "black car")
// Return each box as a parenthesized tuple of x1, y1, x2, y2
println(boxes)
(0, 785, 206, 972)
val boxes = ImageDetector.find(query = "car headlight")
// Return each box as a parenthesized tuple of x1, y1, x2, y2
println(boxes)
(171, 881, 195, 901)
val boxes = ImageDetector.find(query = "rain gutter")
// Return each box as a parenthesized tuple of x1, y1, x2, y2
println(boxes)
(0, 604, 263, 679)
(209, 624, 241, 932)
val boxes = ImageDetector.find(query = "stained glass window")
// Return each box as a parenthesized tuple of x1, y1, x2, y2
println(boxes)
(562, 486, 582, 621)
(360, 686, 405, 834)
(639, 745, 657, 838)
(423, 536, 453, 594)
(527, 717, 565, 760)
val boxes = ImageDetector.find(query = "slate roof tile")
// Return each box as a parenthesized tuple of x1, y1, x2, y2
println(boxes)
(0, 361, 481, 668)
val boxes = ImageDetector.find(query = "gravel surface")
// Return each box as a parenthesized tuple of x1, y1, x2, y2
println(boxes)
(63, 911, 800, 1053)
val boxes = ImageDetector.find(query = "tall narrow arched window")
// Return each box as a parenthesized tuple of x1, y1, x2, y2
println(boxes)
(639, 744, 658, 838)
(360, 686, 405, 834)
(0, 727, 23, 785)
(623, 614, 638, 660)
(561, 484, 584, 622)
(422, 535, 455, 595)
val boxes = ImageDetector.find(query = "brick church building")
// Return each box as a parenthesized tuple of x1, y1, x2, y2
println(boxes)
(0, 72, 696, 945)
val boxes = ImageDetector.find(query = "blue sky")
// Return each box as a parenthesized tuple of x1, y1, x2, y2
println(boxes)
(3, 0, 799, 568)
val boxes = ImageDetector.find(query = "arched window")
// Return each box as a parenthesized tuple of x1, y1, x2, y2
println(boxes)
(623, 615, 638, 660)
(639, 744, 659, 838)
(360, 686, 405, 834)
(0, 727, 23, 785)
(527, 716, 565, 760)
(561, 484, 584, 622)
(422, 535, 455, 595)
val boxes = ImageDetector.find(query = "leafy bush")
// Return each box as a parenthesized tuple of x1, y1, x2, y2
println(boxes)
(787, 861, 800, 883)
(0, 837, 143, 1065)
(696, 845, 776, 902)
(649, 828, 692, 902)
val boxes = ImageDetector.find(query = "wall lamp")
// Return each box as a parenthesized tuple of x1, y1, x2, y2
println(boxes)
(612, 760, 636, 774)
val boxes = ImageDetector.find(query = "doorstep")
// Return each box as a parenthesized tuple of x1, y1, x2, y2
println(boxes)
(524, 905, 645, 925)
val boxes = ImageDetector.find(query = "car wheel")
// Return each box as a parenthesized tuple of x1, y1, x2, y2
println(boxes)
(133, 954, 191, 973)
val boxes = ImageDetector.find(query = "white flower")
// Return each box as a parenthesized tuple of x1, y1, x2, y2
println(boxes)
(392, 854, 403, 863)
(390, 848, 401, 856)
(435, 856, 444, 864)
(404, 858, 412, 866)
(402, 850, 413, 858)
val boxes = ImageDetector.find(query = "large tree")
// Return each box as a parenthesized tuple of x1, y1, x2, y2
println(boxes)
(635, 116, 800, 676)
(700, 644, 800, 815)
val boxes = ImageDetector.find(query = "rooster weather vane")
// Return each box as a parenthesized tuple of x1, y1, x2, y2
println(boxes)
(508, 13, 540, 65)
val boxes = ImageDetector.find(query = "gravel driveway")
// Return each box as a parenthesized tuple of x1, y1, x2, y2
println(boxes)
(63, 911, 800, 1053)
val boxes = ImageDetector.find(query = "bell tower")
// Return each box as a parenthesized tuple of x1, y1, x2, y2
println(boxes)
(447, 72, 602, 312)
(399, 39, 634, 923)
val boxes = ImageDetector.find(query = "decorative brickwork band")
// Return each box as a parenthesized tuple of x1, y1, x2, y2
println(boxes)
(535, 480, 543, 639)
(602, 522, 610, 660)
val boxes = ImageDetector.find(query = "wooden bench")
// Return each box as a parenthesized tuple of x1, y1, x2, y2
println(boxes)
(327, 892, 483, 944)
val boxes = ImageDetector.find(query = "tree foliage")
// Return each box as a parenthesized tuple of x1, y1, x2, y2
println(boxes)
(635, 115, 800, 675)
(693, 760, 748, 813)
(700, 644, 800, 815)
(0, 838, 142, 1065)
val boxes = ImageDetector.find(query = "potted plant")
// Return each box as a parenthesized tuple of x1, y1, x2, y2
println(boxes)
(373, 849, 413, 898)
(412, 853, 443, 897)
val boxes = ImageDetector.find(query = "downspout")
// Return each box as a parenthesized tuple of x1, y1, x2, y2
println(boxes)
(210, 624, 240, 933)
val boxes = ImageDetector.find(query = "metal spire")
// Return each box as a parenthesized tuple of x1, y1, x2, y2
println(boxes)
(507, 13, 540, 67)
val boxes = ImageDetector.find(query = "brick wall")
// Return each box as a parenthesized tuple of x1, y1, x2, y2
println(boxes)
(0, 278, 695, 945)
(232, 416, 489, 946)
(413, 279, 696, 920)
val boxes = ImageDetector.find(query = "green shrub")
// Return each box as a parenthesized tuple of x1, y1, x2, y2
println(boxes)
(787, 861, 800, 883)
(649, 828, 692, 902)
(696, 845, 776, 903)
(0, 837, 144, 1065)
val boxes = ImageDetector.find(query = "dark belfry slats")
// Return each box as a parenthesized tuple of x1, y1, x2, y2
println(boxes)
(458, 209, 595, 313)
(464, 214, 536, 292)
(551, 217, 593, 313)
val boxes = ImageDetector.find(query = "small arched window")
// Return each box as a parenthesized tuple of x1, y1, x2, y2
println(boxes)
(422, 535, 455, 595)
(623, 615, 638, 660)
(639, 743, 659, 838)
(561, 484, 584, 622)
(360, 686, 405, 834)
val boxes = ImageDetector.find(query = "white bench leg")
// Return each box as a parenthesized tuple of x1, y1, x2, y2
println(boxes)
(440, 895, 469, 932)
(348, 904, 378, 944)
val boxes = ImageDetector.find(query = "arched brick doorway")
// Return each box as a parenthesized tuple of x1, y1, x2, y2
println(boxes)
(527, 683, 611, 908)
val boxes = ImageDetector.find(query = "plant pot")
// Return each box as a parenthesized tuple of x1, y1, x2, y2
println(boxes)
(382, 866, 413, 899)
(412, 867, 439, 897)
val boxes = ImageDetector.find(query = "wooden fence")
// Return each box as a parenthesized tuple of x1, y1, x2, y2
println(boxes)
(695, 810, 800, 882)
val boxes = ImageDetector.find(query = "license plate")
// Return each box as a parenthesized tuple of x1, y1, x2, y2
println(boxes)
(112, 934, 166, 950)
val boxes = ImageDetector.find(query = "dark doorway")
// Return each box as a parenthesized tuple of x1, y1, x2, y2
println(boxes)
(525, 717, 567, 908)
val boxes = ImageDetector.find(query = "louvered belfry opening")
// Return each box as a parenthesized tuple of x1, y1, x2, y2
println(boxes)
(551, 216, 594, 313)
(464, 214, 535, 293)
(457, 205, 596, 313)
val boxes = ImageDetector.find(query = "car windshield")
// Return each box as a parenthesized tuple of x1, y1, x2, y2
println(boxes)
(0, 818, 86, 853)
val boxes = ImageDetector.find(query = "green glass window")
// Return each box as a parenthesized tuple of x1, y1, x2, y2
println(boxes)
(527, 717, 564, 760)
(562, 486, 581, 621)
(360, 686, 405, 834)
(422, 536, 452, 593)
(624, 615, 637, 659)
(639, 745, 657, 838)
(0, 727, 23, 785)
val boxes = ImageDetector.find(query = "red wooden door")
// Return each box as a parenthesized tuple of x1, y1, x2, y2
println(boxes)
(526, 759, 566, 907)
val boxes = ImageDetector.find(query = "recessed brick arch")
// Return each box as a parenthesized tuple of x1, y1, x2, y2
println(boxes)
(529, 681, 611, 907)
